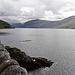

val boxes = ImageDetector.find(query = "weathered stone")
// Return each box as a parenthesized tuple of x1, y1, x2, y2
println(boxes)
(1, 65, 28, 75)
(0, 59, 19, 74)
(0, 41, 28, 75)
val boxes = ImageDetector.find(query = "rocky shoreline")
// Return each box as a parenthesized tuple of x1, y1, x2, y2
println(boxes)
(0, 41, 53, 74)
(5, 46, 53, 71)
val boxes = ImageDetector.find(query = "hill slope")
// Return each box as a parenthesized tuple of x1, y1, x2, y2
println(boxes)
(0, 20, 12, 28)
(57, 19, 75, 28)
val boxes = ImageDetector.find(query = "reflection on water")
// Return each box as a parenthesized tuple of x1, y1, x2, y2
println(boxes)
(0, 28, 75, 75)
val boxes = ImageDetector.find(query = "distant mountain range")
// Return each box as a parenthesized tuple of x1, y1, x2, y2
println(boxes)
(10, 16, 75, 28)
(0, 20, 12, 28)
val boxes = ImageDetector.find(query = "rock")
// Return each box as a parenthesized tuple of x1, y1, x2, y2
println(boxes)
(0, 41, 28, 75)
(1, 65, 28, 75)
(5, 46, 53, 71)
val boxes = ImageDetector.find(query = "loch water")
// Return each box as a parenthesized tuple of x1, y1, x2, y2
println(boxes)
(0, 28, 75, 75)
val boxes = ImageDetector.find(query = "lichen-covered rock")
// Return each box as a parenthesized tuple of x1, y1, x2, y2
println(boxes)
(0, 41, 28, 75)
(5, 45, 53, 71)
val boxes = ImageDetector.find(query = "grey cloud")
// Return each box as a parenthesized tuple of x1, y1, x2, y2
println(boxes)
(0, 0, 75, 23)
(12, 0, 21, 1)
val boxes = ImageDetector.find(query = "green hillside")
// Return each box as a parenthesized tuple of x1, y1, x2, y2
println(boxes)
(0, 20, 12, 28)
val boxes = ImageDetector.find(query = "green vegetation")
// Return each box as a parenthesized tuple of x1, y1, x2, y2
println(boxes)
(5, 46, 10, 51)
(5, 46, 21, 55)
(0, 20, 12, 28)
(11, 48, 20, 53)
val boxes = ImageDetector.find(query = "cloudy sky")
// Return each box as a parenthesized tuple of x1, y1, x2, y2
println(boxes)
(0, 0, 75, 23)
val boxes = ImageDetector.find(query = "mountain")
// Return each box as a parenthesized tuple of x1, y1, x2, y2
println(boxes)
(22, 19, 60, 28)
(11, 19, 60, 28)
(0, 20, 12, 28)
(11, 16, 75, 28)
(11, 23, 23, 28)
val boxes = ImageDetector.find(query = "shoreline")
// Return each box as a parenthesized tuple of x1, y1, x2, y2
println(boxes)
(5, 45, 53, 71)
(0, 41, 28, 75)
(0, 41, 53, 74)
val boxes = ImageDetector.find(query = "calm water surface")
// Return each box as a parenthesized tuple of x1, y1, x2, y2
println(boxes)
(0, 28, 75, 75)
